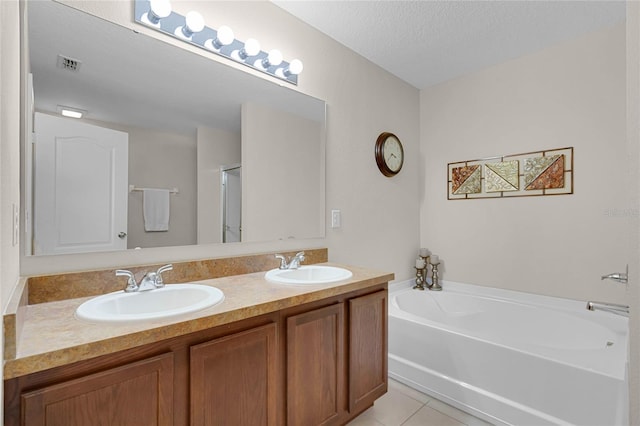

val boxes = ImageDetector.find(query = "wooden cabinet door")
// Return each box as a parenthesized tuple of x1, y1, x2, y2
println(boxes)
(21, 353, 174, 426)
(287, 303, 345, 426)
(349, 290, 387, 414)
(190, 323, 278, 426)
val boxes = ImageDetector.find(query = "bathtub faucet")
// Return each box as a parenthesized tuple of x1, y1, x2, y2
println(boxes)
(601, 265, 628, 284)
(586, 301, 629, 317)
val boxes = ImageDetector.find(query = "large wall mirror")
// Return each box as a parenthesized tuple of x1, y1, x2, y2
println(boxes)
(24, 0, 326, 256)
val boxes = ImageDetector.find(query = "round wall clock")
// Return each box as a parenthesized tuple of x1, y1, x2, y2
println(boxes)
(375, 132, 404, 177)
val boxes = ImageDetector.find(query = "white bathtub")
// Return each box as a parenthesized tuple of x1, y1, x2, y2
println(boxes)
(388, 281, 629, 426)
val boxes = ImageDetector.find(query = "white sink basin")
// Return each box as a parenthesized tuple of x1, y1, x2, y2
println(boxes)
(75, 284, 224, 323)
(265, 265, 353, 285)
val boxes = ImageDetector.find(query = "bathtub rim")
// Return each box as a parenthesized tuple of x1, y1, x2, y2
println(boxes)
(388, 279, 629, 381)
(390, 279, 629, 321)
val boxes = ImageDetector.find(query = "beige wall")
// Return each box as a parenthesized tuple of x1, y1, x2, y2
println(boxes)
(1, 0, 21, 416)
(127, 127, 197, 249)
(20, 1, 420, 280)
(242, 102, 324, 242)
(626, 2, 640, 424)
(196, 126, 240, 244)
(0, 0, 19, 306)
(1, 0, 20, 308)
(420, 23, 628, 304)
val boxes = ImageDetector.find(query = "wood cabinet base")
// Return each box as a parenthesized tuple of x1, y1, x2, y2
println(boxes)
(5, 286, 387, 426)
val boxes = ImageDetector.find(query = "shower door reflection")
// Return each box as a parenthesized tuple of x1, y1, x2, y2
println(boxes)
(222, 165, 242, 243)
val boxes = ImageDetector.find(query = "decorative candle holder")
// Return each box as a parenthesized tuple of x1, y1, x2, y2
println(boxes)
(413, 267, 426, 290)
(430, 262, 442, 291)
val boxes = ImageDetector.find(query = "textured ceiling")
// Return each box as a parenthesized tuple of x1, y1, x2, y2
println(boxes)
(272, 1, 626, 89)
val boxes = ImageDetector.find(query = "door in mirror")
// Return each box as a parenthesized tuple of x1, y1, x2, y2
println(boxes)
(33, 113, 129, 255)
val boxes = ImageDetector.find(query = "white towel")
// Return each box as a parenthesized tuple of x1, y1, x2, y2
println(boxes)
(143, 189, 170, 231)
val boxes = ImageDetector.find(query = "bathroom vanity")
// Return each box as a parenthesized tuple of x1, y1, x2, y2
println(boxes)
(3, 257, 391, 426)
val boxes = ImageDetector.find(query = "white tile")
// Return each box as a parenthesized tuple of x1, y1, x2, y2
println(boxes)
(401, 405, 466, 426)
(346, 410, 386, 426)
(367, 387, 424, 426)
(427, 398, 495, 426)
(355, 377, 494, 426)
(388, 378, 431, 404)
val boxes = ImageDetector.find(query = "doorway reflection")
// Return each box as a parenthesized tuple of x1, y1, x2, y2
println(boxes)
(222, 165, 242, 243)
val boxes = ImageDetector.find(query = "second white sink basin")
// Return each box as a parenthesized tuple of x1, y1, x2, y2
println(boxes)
(75, 284, 224, 323)
(265, 265, 353, 285)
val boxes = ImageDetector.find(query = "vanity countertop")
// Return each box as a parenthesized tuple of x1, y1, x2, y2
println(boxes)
(4, 263, 393, 380)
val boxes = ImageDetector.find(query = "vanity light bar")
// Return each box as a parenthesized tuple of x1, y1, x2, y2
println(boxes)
(134, 0, 302, 85)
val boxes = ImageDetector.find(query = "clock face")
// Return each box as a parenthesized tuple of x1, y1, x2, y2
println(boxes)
(375, 132, 404, 177)
(384, 136, 403, 172)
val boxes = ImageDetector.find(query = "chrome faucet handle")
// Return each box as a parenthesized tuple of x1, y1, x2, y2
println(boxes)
(275, 254, 288, 270)
(155, 264, 173, 288)
(115, 269, 138, 292)
(288, 252, 305, 269)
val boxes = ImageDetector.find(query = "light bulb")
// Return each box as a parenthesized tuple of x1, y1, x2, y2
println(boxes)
(206, 25, 235, 50)
(216, 26, 234, 46)
(286, 59, 303, 76)
(243, 38, 261, 57)
(262, 49, 283, 68)
(267, 49, 283, 66)
(149, 0, 171, 20)
(180, 11, 204, 38)
(142, 0, 171, 26)
(231, 38, 261, 61)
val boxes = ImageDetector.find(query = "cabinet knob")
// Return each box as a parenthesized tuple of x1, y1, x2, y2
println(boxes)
(118, 232, 127, 239)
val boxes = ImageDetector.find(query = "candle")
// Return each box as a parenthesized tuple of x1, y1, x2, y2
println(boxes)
(415, 257, 425, 269)
(430, 255, 439, 265)
(419, 248, 430, 257)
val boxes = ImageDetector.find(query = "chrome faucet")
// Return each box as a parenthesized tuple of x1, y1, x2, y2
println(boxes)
(586, 301, 629, 317)
(115, 264, 173, 292)
(275, 252, 305, 270)
(601, 265, 628, 284)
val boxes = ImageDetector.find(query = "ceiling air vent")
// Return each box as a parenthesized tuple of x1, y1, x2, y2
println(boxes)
(56, 55, 82, 72)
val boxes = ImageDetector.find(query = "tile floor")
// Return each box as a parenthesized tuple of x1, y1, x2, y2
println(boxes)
(347, 378, 494, 426)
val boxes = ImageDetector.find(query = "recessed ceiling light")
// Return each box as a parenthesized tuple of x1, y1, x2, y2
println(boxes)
(56, 105, 86, 119)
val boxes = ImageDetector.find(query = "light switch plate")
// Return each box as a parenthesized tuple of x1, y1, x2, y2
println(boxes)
(331, 209, 341, 228)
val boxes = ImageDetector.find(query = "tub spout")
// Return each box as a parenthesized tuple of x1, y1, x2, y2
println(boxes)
(586, 301, 629, 317)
